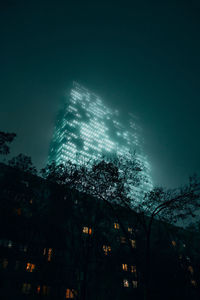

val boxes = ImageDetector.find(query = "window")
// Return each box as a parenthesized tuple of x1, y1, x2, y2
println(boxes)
(128, 227, 133, 233)
(82, 227, 92, 235)
(120, 236, 126, 244)
(191, 280, 197, 287)
(122, 264, 128, 271)
(123, 279, 129, 287)
(22, 283, 31, 294)
(15, 260, 20, 270)
(8, 240, 13, 248)
(130, 239, 136, 248)
(43, 248, 47, 255)
(16, 208, 21, 216)
(114, 223, 120, 229)
(132, 280, 138, 288)
(48, 248, 53, 261)
(43, 285, 50, 295)
(131, 265, 136, 273)
(103, 245, 111, 255)
(26, 263, 35, 272)
(188, 266, 194, 274)
(66, 289, 75, 298)
(2, 258, 8, 269)
(171, 240, 176, 247)
(36, 285, 41, 294)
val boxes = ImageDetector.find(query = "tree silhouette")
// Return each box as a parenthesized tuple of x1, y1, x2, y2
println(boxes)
(8, 153, 37, 175)
(0, 131, 16, 155)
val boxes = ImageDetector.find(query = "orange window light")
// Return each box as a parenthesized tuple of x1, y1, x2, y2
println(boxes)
(131, 265, 136, 273)
(122, 264, 128, 271)
(66, 288, 74, 298)
(26, 263, 35, 272)
(114, 223, 119, 229)
(123, 279, 129, 287)
(48, 248, 53, 261)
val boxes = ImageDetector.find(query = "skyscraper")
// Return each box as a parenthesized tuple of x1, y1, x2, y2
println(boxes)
(48, 82, 153, 200)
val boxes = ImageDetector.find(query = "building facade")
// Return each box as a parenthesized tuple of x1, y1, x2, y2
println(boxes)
(48, 82, 153, 201)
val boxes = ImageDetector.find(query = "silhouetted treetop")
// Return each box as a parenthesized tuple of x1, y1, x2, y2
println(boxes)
(8, 153, 37, 175)
(0, 131, 16, 155)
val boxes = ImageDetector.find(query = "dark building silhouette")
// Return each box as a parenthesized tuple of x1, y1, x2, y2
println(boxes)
(0, 163, 199, 300)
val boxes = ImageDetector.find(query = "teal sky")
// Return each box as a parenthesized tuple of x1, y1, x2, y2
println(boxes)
(0, 0, 200, 188)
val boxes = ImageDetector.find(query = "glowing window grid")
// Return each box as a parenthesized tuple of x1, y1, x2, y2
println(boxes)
(48, 82, 153, 201)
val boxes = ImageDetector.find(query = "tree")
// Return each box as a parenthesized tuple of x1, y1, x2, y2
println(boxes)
(8, 153, 37, 175)
(0, 131, 16, 155)
(41, 158, 200, 300)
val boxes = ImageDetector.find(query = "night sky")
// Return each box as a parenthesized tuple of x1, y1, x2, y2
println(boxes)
(0, 0, 200, 188)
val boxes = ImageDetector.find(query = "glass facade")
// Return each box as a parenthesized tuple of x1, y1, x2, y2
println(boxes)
(48, 82, 153, 201)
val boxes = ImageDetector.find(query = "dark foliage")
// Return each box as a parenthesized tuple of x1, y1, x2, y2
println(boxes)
(0, 131, 16, 155)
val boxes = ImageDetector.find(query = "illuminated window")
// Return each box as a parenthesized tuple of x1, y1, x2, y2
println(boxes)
(128, 227, 133, 233)
(191, 280, 197, 287)
(66, 289, 75, 298)
(120, 237, 126, 244)
(26, 263, 35, 272)
(122, 264, 128, 271)
(188, 266, 194, 274)
(103, 245, 111, 255)
(43, 248, 47, 255)
(123, 279, 129, 287)
(22, 283, 31, 294)
(16, 208, 21, 215)
(171, 240, 176, 247)
(43, 285, 50, 295)
(114, 223, 120, 229)
(130, 239, 136, 248)
(132, 280, 138, 288)
(48, 248, 53, 261)
(2, 259, 8, 269)
(36, 285, 41, 294)
(82, 227, 92, 235)
(8, 240, 12, 248)
(131, 265, 136, 273)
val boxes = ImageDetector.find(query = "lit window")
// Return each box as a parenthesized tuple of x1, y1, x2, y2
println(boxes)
(43, 248, 47, 255)
(123, 279, 129, 287)
(66, 288, 74, 298)
(121, 237, 126, 244)
(48, 248, 53, 261)
(122, 264, 128, 271)
(132, 280, 138, 288)
(43, 285, 50, 295)
(8, 240, 12, 248)
(128, 227, 133, 233)
(191, 280, 197, 287)
(103, 245, 111, 255)
(26, 263, 35, 272)
(130, 239, 136, 248)
(2, 259, 8, 269)
(171, 240, 176, 247)
(36, 285, 41, 294)
(16, 208, 21, 215)
(22, 283, 31, 294)
(82, 227, 92, 235)
(131, 265, 136, 273)
(188, 266, 194, 274)
(114, 223, 120, 229)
